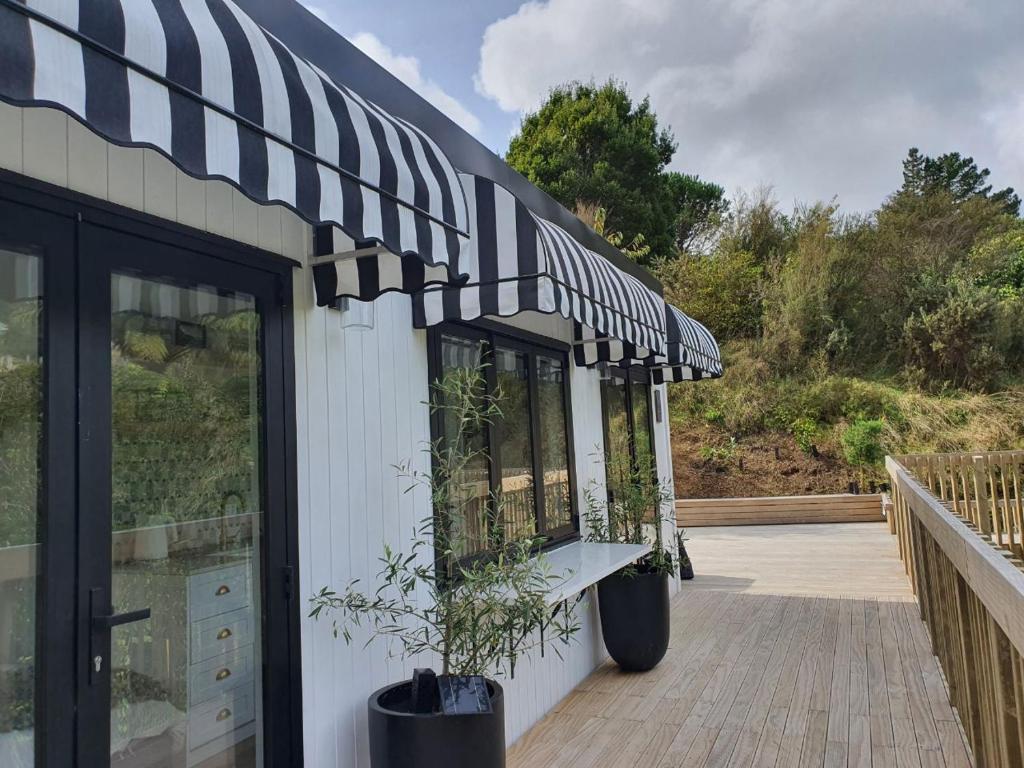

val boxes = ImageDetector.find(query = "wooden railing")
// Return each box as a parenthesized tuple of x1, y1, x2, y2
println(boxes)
(899, 450, 1024, 560)
(887, 454, 1024, 766)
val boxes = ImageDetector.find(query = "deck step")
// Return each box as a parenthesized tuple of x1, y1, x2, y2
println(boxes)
(676, 494, 885, 527)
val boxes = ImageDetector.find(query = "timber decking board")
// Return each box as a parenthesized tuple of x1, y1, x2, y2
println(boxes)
(508, 523, 974, 768)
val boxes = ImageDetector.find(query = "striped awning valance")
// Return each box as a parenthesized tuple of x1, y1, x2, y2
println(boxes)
(0, 0, 469, 288)
(649, 304, 723, 383)
(412, 174, 666, 361)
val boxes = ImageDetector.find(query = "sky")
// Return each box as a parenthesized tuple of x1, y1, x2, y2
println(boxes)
(301, 0, 1024, 214)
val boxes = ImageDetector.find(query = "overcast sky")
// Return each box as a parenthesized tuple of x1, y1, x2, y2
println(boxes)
(301, 0, 1023, 214)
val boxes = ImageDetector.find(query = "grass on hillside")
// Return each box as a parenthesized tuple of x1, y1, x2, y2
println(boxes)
(669, 342, 1024, 498)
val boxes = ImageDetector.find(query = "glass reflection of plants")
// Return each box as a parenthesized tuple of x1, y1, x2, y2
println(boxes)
(310, 364, 579, 679)
(0, 273, 41, 744)
(0, 296, 41, 550)
(111, 306, 260, 540)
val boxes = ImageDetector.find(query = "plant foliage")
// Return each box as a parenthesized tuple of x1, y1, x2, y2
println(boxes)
(309, 365, 580, 678)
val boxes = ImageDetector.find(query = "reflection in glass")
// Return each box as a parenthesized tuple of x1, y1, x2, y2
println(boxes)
(601, 375, 631, 493)
(0, 249, 41, 768)
(109, 274, 263, 768)
(632, 384, 653, 465)
(537, 357, 572, 532)
(494, 348, 534, 542)
(439, 335, 491, 558)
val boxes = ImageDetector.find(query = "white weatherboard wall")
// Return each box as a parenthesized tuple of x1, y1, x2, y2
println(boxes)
(1, 103, 679, 767)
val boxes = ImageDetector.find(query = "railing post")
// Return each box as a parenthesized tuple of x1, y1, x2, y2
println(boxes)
(973, 455, 993, 538)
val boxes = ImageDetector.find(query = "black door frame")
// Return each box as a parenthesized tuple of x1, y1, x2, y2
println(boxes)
(0, 172, 304, 767)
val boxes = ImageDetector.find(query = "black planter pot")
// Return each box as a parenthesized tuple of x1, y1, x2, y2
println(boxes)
(367, 679, 505, 768)
(597, 569, 670, 671)
(679, 544, 695, 580)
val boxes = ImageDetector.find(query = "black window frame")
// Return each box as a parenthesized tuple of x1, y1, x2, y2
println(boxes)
(426, 320, 580, 557)
(600, 366, 657, 491)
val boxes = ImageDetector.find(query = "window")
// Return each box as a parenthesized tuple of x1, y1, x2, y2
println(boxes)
(600, 367, 656, 498)
(429, 324, 578, 558)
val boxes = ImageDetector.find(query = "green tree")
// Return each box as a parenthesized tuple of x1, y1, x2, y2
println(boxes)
(901, 148, 1020, 215)
(506, 80, 680, 264)
(665, 172, 729, 253)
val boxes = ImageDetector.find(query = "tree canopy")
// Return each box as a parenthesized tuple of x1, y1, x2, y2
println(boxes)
(900, 148, 1019, 215)
(506, 80, 685, 265)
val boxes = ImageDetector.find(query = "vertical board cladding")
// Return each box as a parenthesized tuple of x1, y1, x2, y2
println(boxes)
(2, 103, 674, 766)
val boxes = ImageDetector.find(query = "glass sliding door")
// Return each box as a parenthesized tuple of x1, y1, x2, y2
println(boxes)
(75, 222, 299, 768)
(0, 249, 42, 768)
(0, 186, 299, 768)
(107, 274, 265, 768)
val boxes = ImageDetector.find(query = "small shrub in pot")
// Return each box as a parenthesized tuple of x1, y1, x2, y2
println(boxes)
(584, 447, 675, 671)
(310, 365, 579, 768)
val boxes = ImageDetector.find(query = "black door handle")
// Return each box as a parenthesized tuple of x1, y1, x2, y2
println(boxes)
(92, 607, 152, 630)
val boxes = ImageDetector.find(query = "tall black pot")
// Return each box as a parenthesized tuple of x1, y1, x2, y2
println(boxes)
(597, 569, 670, 671)
(367, 679, 505, 768)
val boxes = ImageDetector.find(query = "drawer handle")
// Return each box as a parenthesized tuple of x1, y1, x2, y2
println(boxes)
(216, 628, 233, 641)
(215, 585, 231, 596)
(215, 668, 232, 682)
(216, 708, 232, 722)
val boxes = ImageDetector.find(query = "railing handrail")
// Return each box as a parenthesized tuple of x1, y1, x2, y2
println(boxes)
(888, 457, 1024, 649)
(886, 454, 1024, 766)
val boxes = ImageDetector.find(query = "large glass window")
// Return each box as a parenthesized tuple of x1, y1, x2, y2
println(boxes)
(432, 326, 577, 557)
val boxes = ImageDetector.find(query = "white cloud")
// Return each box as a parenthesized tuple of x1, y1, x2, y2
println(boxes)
(476, 0, 1024, 212)
(299, 4, 482, 137)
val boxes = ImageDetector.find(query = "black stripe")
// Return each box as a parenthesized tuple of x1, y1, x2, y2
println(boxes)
(207, 0, 268, 197)
(356, 256, 380, 300)
(153, 0, 206, 174)
(80, 0, 129, 142)
(320, 83, 364, 234)
(0, 5, 33, 100)
(311, 263, 339, 307)
(441, 281, 461, 321)
(400, 255, 426, 295)
(515, 200, 539, 310)
(475, 177, 499, 317)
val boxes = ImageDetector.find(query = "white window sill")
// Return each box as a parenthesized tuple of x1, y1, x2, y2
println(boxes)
(539, 541, 652, 605)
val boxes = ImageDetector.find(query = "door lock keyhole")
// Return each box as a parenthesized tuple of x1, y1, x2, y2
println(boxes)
(93, 655, 103, 673)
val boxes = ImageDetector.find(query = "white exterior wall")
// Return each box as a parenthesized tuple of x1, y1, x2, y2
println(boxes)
(1, 103, 678, 766)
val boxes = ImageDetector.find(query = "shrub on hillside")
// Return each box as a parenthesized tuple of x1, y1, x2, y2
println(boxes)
(840, 419, 887, 469)
(657, 249, 763, 340)
(901, 279, 1006, 391)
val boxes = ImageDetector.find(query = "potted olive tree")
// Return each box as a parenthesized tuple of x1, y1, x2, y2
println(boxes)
(310, 365, 578, 768)
(584, 447, 675, 671)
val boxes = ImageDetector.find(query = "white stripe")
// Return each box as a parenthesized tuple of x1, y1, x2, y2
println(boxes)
(127, 73, 172, 153)
(29, 20, 85, 115)
(121, 0, 166, 75)
(460, 282, 481, 321)
(422, 288, 445, 326)
(204, 106, 240, 182)
(335, 258, 360, 298)
(460, 175, 481, 282)
(179, 0, 234, 111)
(222, 4, 296, 202)
(493, 184, 518, 282)
(378, 253, 403, 291)
(291, 56, 340, 166)
(27, 0, 76, 28)
(361, 186, 383, 245)
(318, 166, 343, 226)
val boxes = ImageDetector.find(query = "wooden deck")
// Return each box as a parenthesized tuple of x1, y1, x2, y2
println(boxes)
(508, 523, 974, 768)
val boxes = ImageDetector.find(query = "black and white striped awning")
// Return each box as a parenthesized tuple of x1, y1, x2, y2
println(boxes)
(412, 174, 666, 362)
(648, 304, 723, 383)
(0, 0, 469, 289)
